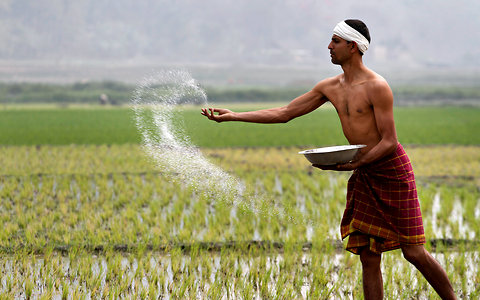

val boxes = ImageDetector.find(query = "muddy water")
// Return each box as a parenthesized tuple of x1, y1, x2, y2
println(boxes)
(0, 249, 477, 299)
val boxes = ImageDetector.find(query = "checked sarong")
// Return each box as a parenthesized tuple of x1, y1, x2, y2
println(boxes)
(340, 143, 425, 254)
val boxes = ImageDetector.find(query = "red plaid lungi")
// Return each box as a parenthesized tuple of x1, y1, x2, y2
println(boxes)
(340, 143, 425, 254)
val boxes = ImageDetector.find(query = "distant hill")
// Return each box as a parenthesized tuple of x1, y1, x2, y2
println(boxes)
(1, 0, 479, 70)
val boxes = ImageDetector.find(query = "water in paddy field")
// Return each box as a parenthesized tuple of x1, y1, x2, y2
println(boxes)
(131, 70, 310, 225)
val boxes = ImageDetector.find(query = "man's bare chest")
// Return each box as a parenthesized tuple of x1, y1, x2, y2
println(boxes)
(328, 88, 373, 118)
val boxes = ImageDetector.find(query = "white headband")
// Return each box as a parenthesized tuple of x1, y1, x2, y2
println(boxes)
(333, 21, 369, 54)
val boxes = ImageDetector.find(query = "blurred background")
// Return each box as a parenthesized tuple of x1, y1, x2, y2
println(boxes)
(1, 0, 479, 87)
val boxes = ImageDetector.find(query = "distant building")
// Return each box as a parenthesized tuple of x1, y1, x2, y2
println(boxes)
(99, 93, 109, 105)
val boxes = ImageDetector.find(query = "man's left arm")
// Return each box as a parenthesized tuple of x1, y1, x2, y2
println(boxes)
(335, 81, 398, 171)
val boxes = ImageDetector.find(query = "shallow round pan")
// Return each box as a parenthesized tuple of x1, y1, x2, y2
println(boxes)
(299, 145, 366, 165)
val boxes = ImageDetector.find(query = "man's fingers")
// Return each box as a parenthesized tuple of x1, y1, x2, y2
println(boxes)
(201, 108, 212, 119)
(312, 164, 340, 170)
(201, 107, 227, 122)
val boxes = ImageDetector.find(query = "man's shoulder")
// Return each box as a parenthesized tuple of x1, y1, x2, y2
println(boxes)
(367, 70, 389, 85)
(365, 75, 394, 106)
(365, 73, 391, 93)
(313, 75, 341, 91)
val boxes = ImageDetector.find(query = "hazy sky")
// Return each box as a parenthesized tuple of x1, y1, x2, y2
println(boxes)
(1, 0, 479, 78)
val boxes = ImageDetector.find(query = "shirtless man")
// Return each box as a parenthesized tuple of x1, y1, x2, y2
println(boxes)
(201, 19, 456, 299)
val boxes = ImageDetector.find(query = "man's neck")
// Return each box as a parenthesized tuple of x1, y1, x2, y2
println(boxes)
(341, 57, 367, 84)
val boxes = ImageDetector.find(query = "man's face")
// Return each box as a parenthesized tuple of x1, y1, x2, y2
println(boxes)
(328, 35, 351, 65)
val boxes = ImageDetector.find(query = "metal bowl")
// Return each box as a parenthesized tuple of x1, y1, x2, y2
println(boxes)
(299, 145, 366, 165)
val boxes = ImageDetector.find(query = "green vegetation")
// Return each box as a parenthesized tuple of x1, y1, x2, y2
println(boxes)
(0, 81, 133, 104)
(394, 85, 480, 101)
(0, 105, 479, 146)
(0, 107, 140, 145)
(0, 145, 478, 298)
(0, 81, 479, 105)
(0, 99, 479, 297)
(206, 86, 310, 103)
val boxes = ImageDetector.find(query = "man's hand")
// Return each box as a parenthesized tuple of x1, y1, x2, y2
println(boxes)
(201, 108, 234, 122)
(313, 149, 364, 171)
(312, 161, 359, 171)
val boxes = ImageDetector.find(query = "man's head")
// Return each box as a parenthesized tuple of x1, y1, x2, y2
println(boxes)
(329, 19, 370, 64)
(343, 19, 370, 51)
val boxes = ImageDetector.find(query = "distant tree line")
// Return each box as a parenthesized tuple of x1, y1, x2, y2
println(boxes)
(0, 81, 132, 105)
(0, 82, 479, 105)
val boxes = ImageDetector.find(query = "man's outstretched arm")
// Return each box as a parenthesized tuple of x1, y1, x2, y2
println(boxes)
(201, 82, 329, 124)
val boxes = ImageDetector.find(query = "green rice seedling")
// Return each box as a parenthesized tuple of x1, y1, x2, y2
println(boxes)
(101, 282, 110, 299)
(89, 278, 102, 299)
(108, 284, 122, 300)
(239, 277, 254, 300)
(246, 262, 258, 292)
(273, 271, 288, 299)
(39, 290, 54, 300)
(148, 280, 159, 300)
(451, 250, 468, 293)
(134, 260, 145, 280)
(156, 261, 167, 291)
(104, 260, 116, 285)
(307, 256, 326, 294)
(4, 274, 14, 294)
(134, 279, 147, 299)
(457, 187, 479, 239)
(293, 267, 307, 297)
(169, 247, 183, 281)
(118, 274, 132, 297)
(199, 254, 211, 283)
(173, 274, 190, 299)
(259, 266, 273, 299)
(0, 141, 478, 297)
(70, 285, 83, 300)
(206, 279, 223, 299)
(61, 279, 69, 300)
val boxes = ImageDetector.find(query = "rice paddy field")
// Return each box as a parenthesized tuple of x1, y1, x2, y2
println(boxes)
(0, 104, 479, 299)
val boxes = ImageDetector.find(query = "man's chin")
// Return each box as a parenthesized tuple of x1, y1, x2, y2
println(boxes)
(330, 58, 341, 65)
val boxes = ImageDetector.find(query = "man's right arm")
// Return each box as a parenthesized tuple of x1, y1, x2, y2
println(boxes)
(201, 81, 329, 123)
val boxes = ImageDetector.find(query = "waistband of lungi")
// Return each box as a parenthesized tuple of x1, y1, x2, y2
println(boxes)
(357, 143, 408, 170)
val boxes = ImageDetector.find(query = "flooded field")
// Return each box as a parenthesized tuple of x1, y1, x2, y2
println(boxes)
(1, 248, 478, 299)
(0, 145, 479, 298)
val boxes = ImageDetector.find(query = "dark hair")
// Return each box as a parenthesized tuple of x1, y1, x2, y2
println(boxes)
(344, 19, 370, 43)
(344, 19, 370, 55)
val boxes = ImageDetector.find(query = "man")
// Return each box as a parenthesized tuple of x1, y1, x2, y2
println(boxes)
(201, 19, 456, 299)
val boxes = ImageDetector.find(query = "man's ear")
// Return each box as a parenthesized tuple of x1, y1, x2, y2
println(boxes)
(350, 41, 358, 53)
